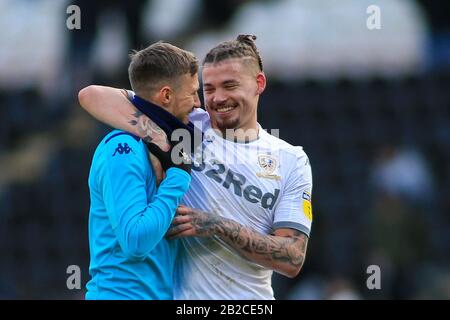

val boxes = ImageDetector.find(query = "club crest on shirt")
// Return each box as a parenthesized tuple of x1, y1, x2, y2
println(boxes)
(256, 154, 281, 180)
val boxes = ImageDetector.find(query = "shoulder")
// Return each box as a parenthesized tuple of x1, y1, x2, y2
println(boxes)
(92, 130, 151, 185)
(259, 129, 310, 163)
(103, 130, 141, 145)
(97, 130, 144, 159)
(258, 130, 311, 184)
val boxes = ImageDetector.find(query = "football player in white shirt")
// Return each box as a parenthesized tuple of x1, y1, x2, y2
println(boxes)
(78, 35, 313, 300)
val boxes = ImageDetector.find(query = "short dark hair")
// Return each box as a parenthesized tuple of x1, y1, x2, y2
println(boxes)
(203, 34, 263, 72)
(128, 42, 198, 95)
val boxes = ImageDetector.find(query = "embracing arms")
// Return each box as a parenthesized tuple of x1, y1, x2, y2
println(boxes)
(78, 85, 170, 150)
(79, 85, 309, 276)
(167, 206, 308, 278)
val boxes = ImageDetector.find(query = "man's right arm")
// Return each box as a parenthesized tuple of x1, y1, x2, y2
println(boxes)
(78, 85, 170, 151)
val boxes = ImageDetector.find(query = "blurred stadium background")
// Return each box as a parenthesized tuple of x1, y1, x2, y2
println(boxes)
(0, 0, 449, 299)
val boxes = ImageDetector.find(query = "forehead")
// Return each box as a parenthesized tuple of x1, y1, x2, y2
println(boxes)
(178, 73, 199, 89)
(202, 59, 249, 83)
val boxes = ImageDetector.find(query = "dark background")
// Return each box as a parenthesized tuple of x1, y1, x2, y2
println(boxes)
(0, 0, 449, 299)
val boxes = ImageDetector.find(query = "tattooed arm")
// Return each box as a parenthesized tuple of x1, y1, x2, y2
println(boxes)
(167, 206, 308, 278)
(78, 85, 170, 150)
(78, 85, 168, 183)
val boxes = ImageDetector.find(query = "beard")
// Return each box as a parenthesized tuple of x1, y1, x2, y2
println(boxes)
(214, 116, 240, 131)
(208, 101, 241, 131)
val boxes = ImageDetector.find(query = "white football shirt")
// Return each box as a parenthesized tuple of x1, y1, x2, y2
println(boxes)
(173, 109, 313, 300)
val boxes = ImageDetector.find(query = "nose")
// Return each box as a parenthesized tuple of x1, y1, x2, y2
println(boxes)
(212, 89, 227, 105)
(193, 93, 201, 108)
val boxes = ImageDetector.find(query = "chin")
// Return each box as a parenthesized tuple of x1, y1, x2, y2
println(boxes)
(182, 116, 190, 125)
(216, 118, 240, 131)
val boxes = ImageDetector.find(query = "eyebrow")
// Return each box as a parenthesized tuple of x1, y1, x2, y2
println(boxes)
(223, 80, 239, 85)
(203, 80, 239, 87)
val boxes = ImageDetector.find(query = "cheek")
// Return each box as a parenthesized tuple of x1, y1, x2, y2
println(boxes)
(204, 95, 213, 108)
(181, 97, 190, 107)
(184, 98, 194, 111)
(233, 92, 248, 105)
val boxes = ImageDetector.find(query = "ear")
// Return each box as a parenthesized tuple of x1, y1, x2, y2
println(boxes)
(256, 72, 266, 95)
(158, 86, 173, 105)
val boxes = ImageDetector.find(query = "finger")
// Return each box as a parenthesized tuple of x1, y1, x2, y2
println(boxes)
(154, 140, 171, 152)
(145, 118, 171, 152)
(151, 134, 170, 152)
(166, 223, 193, 237)
(172, 215, 192, 226)
(167, 229, 197, 240)
(176, 206, 192, 215)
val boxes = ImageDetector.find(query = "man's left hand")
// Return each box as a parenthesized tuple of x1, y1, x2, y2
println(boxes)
(166, 206, 220, 239)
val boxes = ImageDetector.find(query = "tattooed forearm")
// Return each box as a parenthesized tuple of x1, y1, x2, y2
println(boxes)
(221, 221, 306, 268)
(128, 110, 143, 126)
(129, 111, 170, 150)
(191, 210, 308, 277)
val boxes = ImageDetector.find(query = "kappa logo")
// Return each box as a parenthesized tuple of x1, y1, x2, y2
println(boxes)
(113, 143, 134, 156)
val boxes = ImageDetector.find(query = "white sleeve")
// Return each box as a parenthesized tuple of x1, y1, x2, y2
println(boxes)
(273, 147, 313, 237)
